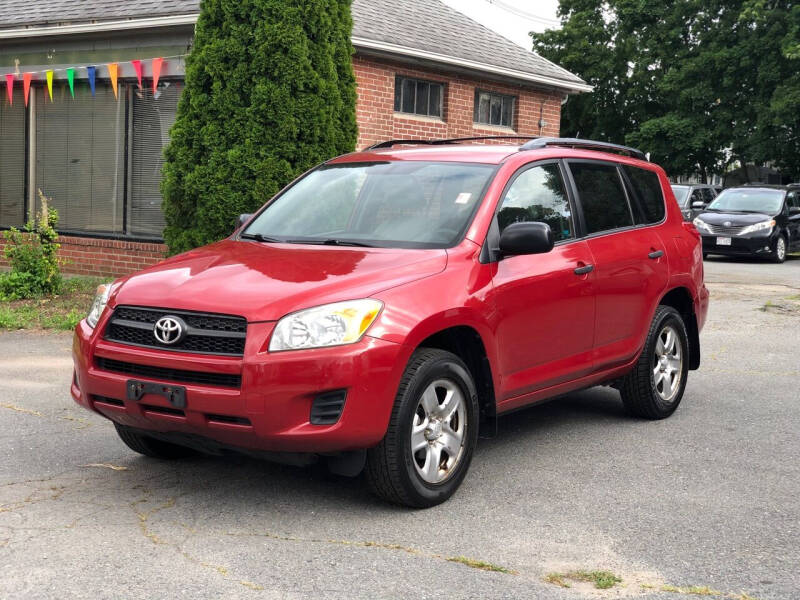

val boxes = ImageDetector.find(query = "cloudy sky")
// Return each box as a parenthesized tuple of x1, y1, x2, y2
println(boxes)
(439, 0, 562, 49)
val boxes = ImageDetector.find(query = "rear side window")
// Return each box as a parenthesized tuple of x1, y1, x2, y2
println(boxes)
(497, 163, 574, 242)
(569, 162, 633, 234)
(623, 166, 666, 224)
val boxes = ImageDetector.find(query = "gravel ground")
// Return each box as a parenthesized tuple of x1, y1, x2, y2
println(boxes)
(1, 257, 798, 599)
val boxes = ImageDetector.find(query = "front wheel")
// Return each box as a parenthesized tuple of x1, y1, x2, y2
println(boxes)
(619, 305, 689, 419)
(365, 348, 479, 508)
(772, 235, 787, 263)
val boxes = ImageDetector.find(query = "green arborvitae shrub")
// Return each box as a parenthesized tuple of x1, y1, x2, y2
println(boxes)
(0, 191, 62, 300)
(161, 0, 358, 254)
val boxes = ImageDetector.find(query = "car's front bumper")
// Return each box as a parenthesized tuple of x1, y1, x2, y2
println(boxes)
(700, 232, 776, 257)
(71, 317, 407, 455)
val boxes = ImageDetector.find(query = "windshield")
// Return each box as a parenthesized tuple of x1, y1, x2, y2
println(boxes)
(706, 188, 784, 214)
(671, 185, 690, 206)
(242, 161, 496, 248)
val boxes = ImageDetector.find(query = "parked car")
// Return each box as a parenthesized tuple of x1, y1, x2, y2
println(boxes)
(71, 137, 709, 508)
(694, 183, 800, 263)
(670, 183, 719, 221)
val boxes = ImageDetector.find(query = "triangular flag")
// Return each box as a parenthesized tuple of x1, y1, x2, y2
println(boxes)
(151, 58, 163, 94)
(87, 66, 96, 97)
(5, 74, 14, 105)
(131, 59, 143, 89)
(46, 70, 54, 102)
(108, 63, 119, 99)
(66, 68, 75, 98)
(23, 73, 32, 107)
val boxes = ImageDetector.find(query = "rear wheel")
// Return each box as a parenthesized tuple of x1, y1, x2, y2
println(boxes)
(114, 422, 195, 459)
(619, 305, 689, 419)
(365, 348, 479, 508)
(772, 235, 787, 263)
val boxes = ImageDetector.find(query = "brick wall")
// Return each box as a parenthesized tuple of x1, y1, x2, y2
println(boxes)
(353, 55, 562, 149)
(0, 234, 167, 279)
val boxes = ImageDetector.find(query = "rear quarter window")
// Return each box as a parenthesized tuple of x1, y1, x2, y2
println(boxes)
(623, 166, 666, 224)
(568, 162, 633, 234)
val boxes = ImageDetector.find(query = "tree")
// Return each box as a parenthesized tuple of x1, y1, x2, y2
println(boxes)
(161, 0, 358, 254)
(532, 1, 800, 181)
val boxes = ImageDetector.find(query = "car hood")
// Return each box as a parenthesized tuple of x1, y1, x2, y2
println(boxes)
(111, 240, 447, 322)
(697, 211, 774, 225)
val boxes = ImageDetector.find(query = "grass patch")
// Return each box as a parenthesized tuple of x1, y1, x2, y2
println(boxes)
(543, 573, 570, 588)
(445, 556, 515, 574)
(661, 584, 721, 596)
(0, 276, 105, 331)
(543, 570, 622, 590)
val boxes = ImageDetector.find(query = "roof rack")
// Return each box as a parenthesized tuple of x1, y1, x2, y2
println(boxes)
(366, 136, 540, 150)
(519, 137, 648, 161)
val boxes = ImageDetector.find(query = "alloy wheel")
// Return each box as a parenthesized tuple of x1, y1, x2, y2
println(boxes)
(652, 325, 683, 403)
(776, 237, 786, 261)
(411, 379, 466, 484)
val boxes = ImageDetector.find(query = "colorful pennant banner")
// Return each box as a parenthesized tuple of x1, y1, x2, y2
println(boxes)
(87, 66, 96, 97)
(66, 67, 75, 98)
(131, 59, 143, 90)
(1, 56, 177, 105)
(5, 74, 13, 105)
(46, 70, 54, 102)
(108, 63, 119, 99)
(23, 73, 32, 107)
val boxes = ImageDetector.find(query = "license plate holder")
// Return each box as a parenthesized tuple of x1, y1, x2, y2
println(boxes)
(716, 236, 732, 246)
(126, 380, 186, 409)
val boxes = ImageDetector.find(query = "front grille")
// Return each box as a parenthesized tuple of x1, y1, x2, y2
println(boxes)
(104, 306, 247, 356)
(706, 223, 747, 235)
(95, 357, 241, 388)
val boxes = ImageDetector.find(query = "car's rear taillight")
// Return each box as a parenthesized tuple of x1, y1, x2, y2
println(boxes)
(682, 221, 701, 240)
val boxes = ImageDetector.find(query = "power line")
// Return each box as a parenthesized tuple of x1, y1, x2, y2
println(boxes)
(484, 0, 560, 27)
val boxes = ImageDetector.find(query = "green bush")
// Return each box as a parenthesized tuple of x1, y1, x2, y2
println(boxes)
(0, 193, 62, 300)
(161, 0, 359, 255)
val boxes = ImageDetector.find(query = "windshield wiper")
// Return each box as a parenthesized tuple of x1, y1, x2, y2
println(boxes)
(284, 238, 376, 248)
(240, 232, 281, 243)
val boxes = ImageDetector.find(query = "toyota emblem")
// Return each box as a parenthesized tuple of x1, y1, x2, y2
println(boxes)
(724, 221, 732, 227)
(153, 316, 185, 345)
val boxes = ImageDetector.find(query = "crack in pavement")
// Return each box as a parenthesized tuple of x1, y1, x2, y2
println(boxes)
(224, 530, 519, 576)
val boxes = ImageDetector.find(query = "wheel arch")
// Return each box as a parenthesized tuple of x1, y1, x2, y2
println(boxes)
(659, 287, 700, 370)
(417, 325, 497, 438)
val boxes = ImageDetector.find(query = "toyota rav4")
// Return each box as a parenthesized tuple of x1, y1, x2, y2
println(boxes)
(71, 137, 709, 508)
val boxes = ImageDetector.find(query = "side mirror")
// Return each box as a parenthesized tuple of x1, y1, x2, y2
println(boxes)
(692, 201, 705, 209)
(498, 222, 554, 257)
(235, 213, 253, 232)
(789, 206, 800, 216)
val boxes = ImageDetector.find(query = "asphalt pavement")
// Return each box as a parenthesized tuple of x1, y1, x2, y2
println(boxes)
(1, 257, 799, 599)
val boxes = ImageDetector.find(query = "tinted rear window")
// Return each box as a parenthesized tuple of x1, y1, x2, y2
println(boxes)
(624, 166, 665, 224)
(569, 162, 633, 234)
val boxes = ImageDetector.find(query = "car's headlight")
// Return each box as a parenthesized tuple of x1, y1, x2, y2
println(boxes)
(269, 299, 383, 352)
(86, 283, 113, 329)
(693, 217, 711, 232)
(738, 219, 775, 235)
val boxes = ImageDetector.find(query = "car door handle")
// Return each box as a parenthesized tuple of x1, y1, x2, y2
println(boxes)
(648, 250, 664, 259)
(574, 264, 594, 275)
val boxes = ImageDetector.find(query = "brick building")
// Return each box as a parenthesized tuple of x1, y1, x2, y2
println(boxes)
(0, 0, 589, 277)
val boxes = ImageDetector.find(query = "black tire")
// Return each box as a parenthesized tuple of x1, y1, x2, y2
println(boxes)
(114, 422, 196, 459)
(619, 305, 689, 420)
(365, 348, 479, 508)
(772, 235, 787, 263)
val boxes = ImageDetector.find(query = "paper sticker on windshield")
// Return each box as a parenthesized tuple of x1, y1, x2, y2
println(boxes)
(455, 193, 472, 205)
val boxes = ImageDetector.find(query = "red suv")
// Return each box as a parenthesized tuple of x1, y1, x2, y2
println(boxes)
(71, 137, 709, 507)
